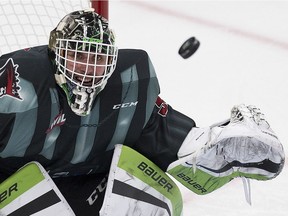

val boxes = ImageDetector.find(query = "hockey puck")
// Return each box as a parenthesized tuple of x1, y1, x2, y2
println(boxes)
(178, 37, 200, 59)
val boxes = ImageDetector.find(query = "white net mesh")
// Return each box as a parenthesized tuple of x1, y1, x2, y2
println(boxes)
(0, 0, 91, 56)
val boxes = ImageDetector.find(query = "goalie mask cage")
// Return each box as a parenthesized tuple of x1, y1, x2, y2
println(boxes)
(0, 0, 109, 56)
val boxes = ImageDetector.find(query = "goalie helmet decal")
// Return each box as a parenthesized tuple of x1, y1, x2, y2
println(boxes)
(49, 9, 115, 51)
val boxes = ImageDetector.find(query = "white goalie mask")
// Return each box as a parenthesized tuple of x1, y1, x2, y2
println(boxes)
(48, 9, 118, 116)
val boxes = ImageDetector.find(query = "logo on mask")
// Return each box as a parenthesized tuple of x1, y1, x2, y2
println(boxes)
(0, 58, 22, 100)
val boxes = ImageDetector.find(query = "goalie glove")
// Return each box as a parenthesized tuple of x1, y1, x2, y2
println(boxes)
(167, 104, 285, 199)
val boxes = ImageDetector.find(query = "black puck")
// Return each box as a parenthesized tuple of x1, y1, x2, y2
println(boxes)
(178, 37, 200, 59)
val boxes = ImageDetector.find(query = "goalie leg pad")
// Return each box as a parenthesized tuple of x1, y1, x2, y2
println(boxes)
(0, 162, 75, 215)
(100, 144, 183, 216)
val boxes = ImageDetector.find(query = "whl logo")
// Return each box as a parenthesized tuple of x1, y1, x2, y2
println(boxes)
(46, 112, 66, 133)
(0, 58, 22, 100)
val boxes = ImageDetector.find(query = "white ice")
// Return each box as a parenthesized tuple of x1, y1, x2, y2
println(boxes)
(1, 0, 287, 215)
(109, 1, 288, 216)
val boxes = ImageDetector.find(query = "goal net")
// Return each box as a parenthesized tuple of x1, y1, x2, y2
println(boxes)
(0, 0, 92, 56)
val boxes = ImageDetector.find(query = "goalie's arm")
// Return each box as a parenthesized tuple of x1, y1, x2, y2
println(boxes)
(133, 100, 284, 195)
(132, 97, 196, 171)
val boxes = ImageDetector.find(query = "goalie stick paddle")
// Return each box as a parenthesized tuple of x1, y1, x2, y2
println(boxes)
(178, 37, 200, 59)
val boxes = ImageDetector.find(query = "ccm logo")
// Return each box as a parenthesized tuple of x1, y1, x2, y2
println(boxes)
(113, 101, 138, 109)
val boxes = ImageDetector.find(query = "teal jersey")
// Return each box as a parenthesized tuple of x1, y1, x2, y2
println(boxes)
(0, 46, 195, 178)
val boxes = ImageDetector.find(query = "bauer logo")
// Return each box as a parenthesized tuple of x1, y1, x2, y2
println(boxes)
(0, 58, 23, 101)
(137, 161, 173, 193)
(0, 183, 18, 204)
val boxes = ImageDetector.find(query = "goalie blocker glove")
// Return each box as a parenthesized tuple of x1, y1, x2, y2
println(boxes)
(167, 104, 285, 198)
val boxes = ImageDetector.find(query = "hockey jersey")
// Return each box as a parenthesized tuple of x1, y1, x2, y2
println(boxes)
(0, 46, 195, 179)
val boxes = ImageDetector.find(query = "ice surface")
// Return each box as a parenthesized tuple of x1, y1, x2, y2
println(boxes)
(109, 1, 288, 215)
(0, 1, 286, 215)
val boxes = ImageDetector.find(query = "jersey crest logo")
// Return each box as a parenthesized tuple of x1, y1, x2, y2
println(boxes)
(46, 111, 66, 133)
(0, 58, 22, 100)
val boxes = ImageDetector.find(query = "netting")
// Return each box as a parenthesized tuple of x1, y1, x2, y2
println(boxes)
(0, 0, 91, 56)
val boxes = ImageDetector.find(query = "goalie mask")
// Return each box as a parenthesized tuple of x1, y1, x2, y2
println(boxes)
(48, 9, 118, 116)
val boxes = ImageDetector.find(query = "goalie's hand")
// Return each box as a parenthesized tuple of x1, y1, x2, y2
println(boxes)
(225, 104, 285, 177)
(168, 104, 285, 197)
(229, 104, 283, 159)
(175, 104, 285, 180)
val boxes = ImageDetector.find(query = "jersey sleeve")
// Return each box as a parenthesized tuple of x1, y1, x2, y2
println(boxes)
(132, 97, 196, 171)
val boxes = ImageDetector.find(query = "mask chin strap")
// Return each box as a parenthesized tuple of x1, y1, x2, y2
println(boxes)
(55, 73, 106, 116)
